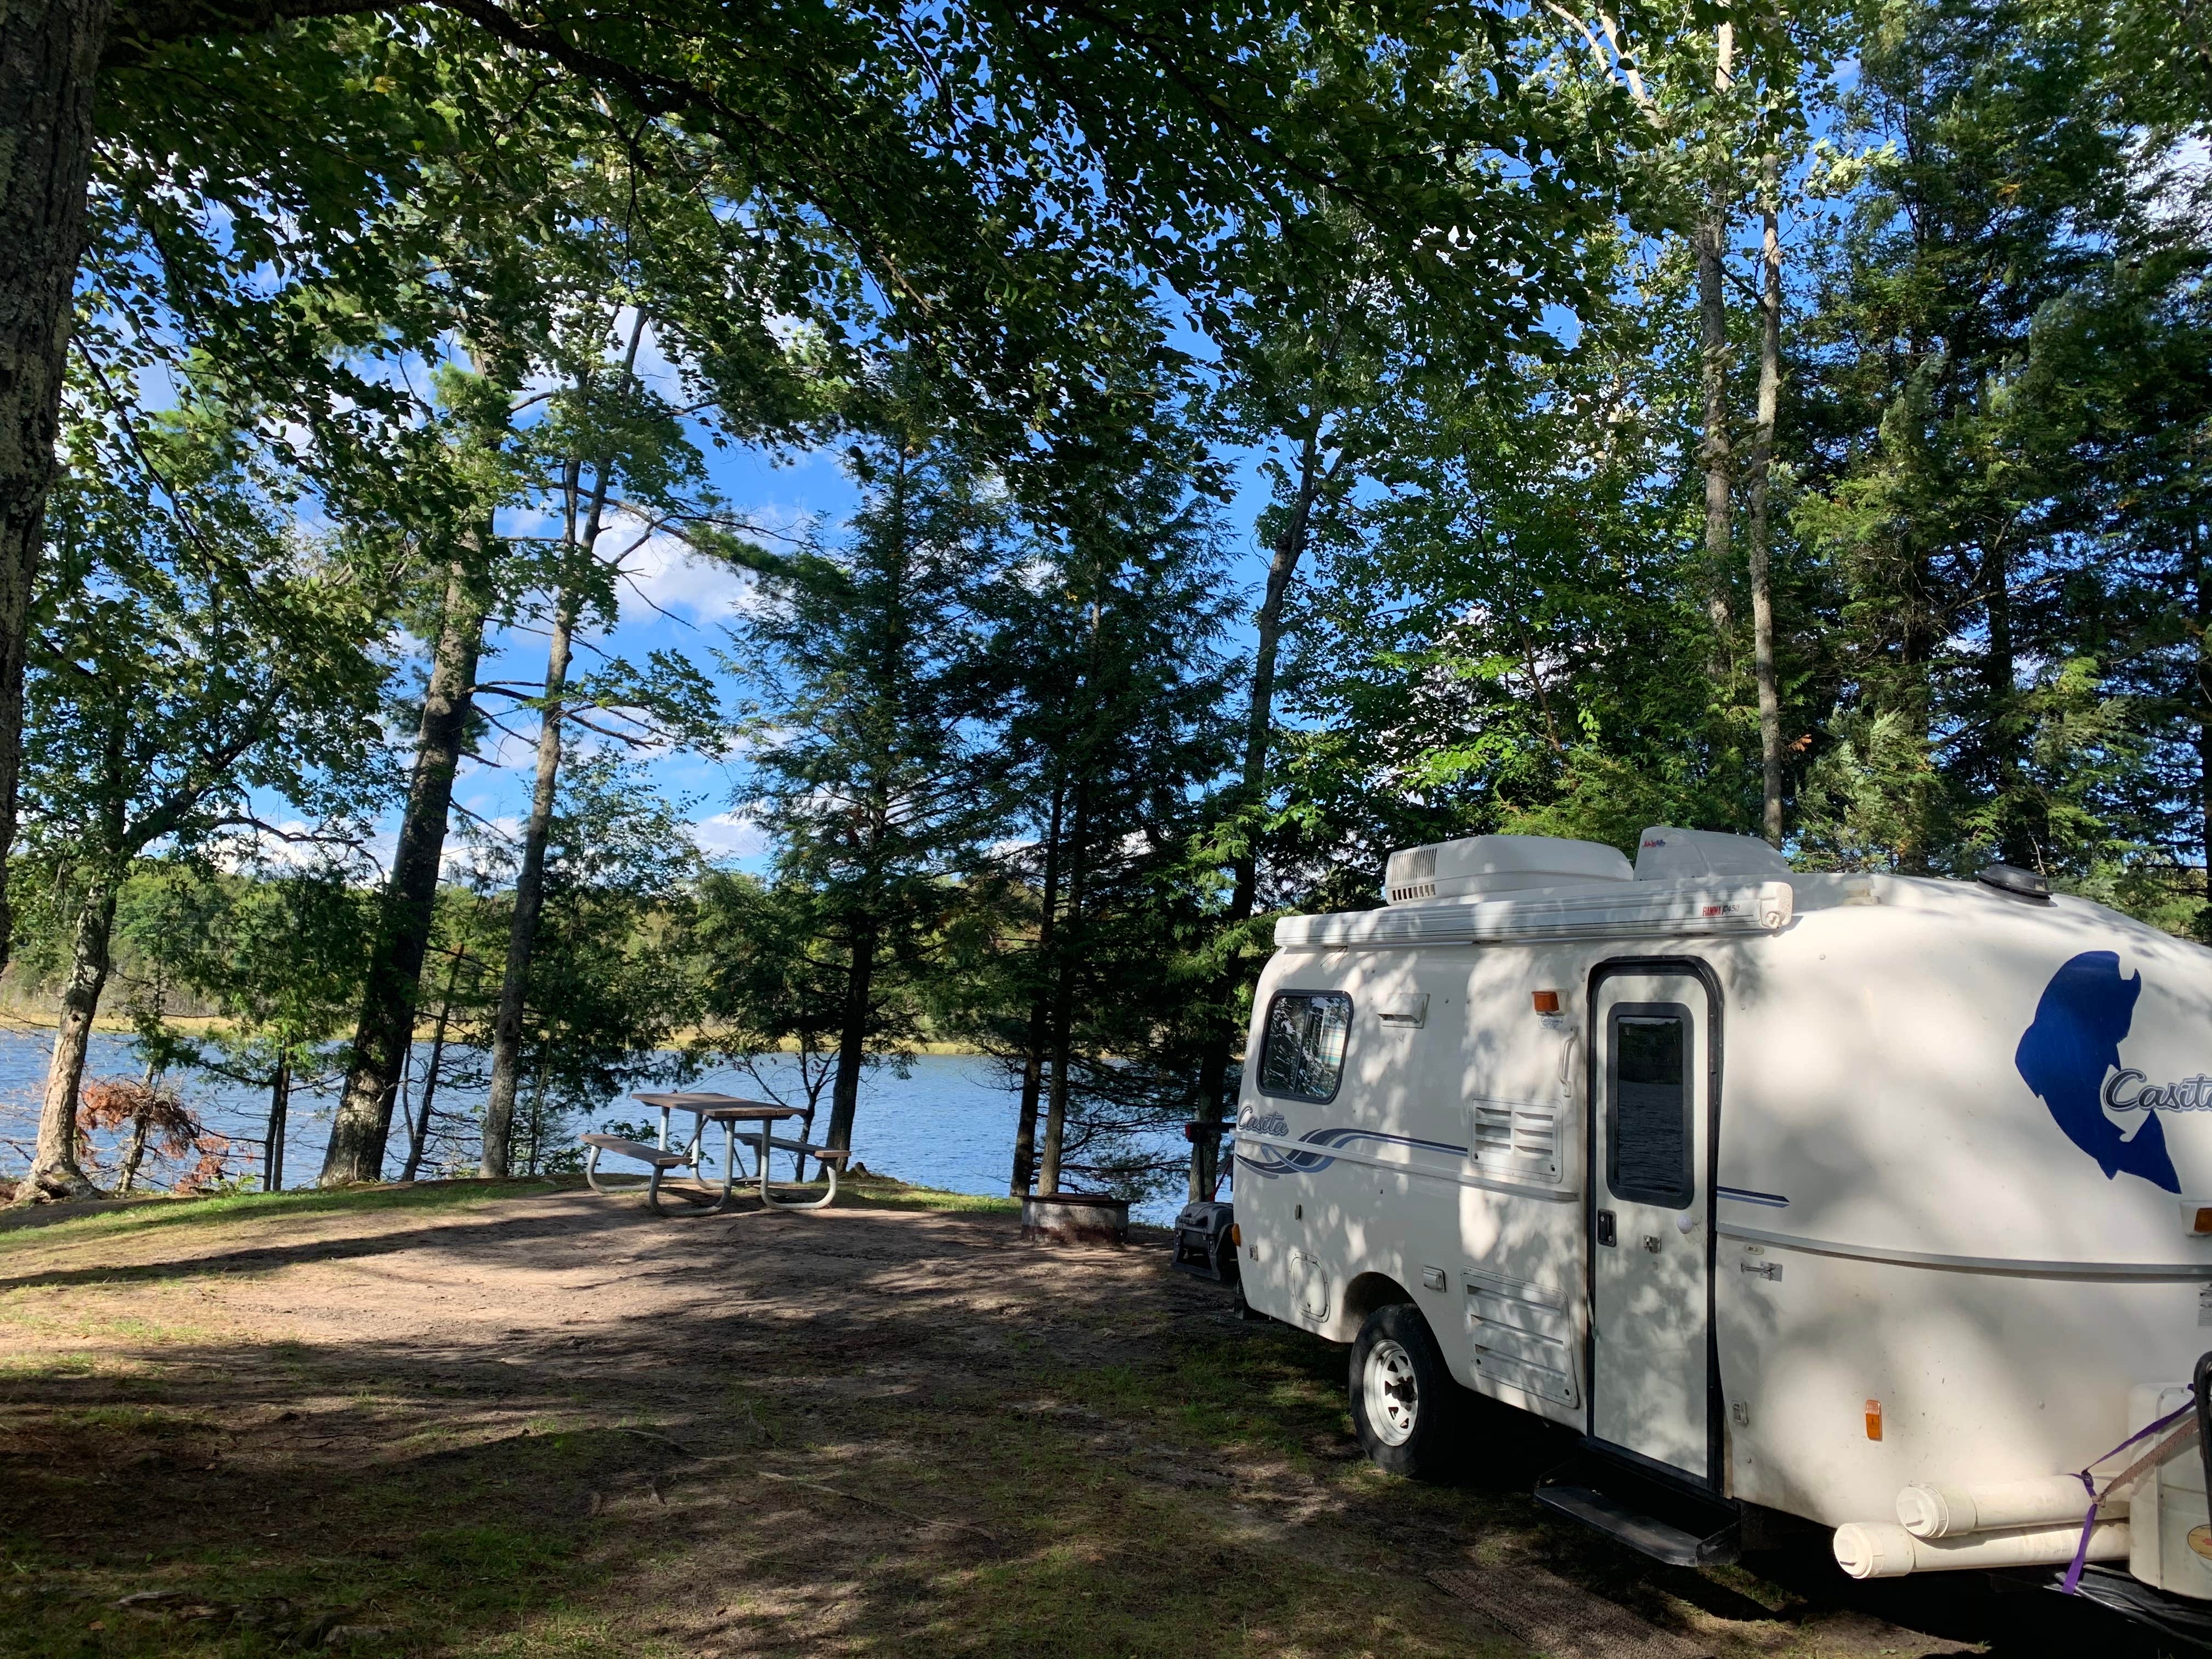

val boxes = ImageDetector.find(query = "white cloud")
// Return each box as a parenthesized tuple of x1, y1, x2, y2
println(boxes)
(617, 529, 761, 625)
(691, 810, 767, 861)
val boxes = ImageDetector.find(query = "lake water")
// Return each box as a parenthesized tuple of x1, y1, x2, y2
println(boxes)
(0, 1030, 1193, 1223)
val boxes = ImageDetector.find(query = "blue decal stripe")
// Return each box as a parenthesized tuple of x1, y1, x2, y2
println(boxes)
(1234, 1124, 1470, 1180)
(1308, 1126, 1471, 1158)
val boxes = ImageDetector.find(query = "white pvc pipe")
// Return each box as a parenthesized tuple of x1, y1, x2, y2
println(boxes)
(1833, 1519, 2129, 1580)
(1895, 1476, 2120, 1538)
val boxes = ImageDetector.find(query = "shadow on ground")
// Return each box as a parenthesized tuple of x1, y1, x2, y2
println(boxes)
(0, 1184, 2180, 1658)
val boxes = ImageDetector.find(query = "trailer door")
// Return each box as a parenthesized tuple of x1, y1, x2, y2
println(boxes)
(1588, 968, 1716, 1484)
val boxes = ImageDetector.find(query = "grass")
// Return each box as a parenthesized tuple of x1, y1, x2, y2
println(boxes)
(0, 1170, 1017, 1260)
(0, 1178, 581, 1256)
(833, 1174, 1022, 1215)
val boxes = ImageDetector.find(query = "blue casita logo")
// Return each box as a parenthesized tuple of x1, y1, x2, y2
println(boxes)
(2015, 951, 2182, 1193)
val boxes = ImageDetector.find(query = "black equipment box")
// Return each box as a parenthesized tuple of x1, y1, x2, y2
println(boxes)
(1170, 1200, 1239, 1283)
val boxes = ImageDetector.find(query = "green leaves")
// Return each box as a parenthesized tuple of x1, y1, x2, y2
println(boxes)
(29, 397, 389, 884)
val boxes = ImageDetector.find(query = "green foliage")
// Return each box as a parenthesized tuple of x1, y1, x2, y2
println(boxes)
(731, 402, 1014, 1108)
(27, 410, 386, 886)
(690, 872, 847, 1134)
(20, 0, 2212, 1211)
(958, 412, 1239, 1199)
(464, 754, 708, 1172)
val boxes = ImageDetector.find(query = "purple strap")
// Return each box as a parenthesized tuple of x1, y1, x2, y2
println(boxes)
(2061, 1395, 2199, 1594)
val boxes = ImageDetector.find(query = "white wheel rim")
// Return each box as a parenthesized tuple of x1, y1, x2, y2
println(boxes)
(1363, 1336, 1419, 1447)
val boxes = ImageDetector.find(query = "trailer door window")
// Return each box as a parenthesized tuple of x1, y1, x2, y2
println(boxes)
(1259, 992, 1353, 1103)
(1607, 1006, 1693, 1207)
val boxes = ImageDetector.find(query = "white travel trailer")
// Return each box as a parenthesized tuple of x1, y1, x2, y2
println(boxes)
(1228, 829, 2212, 1626)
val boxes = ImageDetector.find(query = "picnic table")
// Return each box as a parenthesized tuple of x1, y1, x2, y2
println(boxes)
(579, 1092, 852, 1215)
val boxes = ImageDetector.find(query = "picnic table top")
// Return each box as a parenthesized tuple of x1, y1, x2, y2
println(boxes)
(631, 1091, 802, 1121)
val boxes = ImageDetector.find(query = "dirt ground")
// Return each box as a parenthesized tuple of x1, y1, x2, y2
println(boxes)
(0, 1179, 2171, 1658)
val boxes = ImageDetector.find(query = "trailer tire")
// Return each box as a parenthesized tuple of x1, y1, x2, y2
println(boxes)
(1349, 1302, 1464, 1481)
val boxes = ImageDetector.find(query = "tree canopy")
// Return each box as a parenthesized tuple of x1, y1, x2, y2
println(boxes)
(5, 0, 2212, 1208)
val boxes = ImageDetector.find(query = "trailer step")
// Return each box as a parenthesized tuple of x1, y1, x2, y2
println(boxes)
(1534, 1457, 1741, 1568)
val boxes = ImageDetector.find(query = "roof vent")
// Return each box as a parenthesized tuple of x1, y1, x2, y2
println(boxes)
(1634, 827, 1793, 882)
(1384, 836, 1633, 905)
(1976, 863, 2051, 904)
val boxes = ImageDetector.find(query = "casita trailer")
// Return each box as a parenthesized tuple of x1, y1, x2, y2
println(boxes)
(1228, 828, 2212, 1626)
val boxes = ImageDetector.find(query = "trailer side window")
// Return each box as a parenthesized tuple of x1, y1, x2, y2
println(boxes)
(1259, 992, 1353, 1103)
(1607, 1006, 1693, 1207)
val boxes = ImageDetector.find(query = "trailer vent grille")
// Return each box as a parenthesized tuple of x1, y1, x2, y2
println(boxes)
(1382, 844, 1439, 905)
(1469, 1100, 1561, 1182)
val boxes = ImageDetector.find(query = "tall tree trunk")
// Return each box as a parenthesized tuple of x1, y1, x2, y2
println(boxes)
(2193, 509, 2212, 940)
(320, 557, 486, 1184)
(0, 3, 106, 986)
(1037, 778, 1091, 1196)
(483, 310, 641, 1175)
(481, 588, 577, 1175)
(1188, 432, 1324, 1200)
(1745, 155, 1786, 846)
(0, 0, 110, 986)
(1238, 432, 1322, 813)
(403, 947, 467, 1181)
(823, 911, 877, 1156)
(263, 1052, 289, 1193)
(1009, 782, 1064, 1196)
(1697, 29, 1737, 668)
(13, 866, 117, 1202)
(1985, 534, 2024, 863)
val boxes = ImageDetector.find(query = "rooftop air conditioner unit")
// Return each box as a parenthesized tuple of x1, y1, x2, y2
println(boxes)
(1633, 827, 1793, 882)
(1383, 835, 1634, 906)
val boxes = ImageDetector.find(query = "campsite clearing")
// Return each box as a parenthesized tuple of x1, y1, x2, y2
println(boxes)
(0, 1180, 2151, 1657)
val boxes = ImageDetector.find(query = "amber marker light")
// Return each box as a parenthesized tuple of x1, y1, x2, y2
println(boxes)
(2195, 1207, 2212, 1235)
(1864, 1400, 1883, 1442)
(1532, 990, 1561, 1014)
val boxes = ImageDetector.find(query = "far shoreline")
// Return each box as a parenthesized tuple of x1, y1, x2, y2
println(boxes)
(0, 1011, 986, 1058)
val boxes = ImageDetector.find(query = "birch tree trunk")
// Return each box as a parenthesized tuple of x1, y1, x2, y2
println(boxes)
(320, 557, 486, 1184)
(1745, 153, 1786, 845)
(0, 0, 110, 986)
(13, 867, 118, 1202)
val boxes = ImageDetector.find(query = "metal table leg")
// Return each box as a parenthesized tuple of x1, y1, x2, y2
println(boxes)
(713, 1118, 741, 1212)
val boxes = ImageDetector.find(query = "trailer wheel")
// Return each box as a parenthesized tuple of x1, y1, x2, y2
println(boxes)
(1349, 1302, 1463, 1481)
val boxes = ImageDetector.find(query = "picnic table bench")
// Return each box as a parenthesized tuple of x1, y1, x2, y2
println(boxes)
(581, 1092, 853, 1216)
